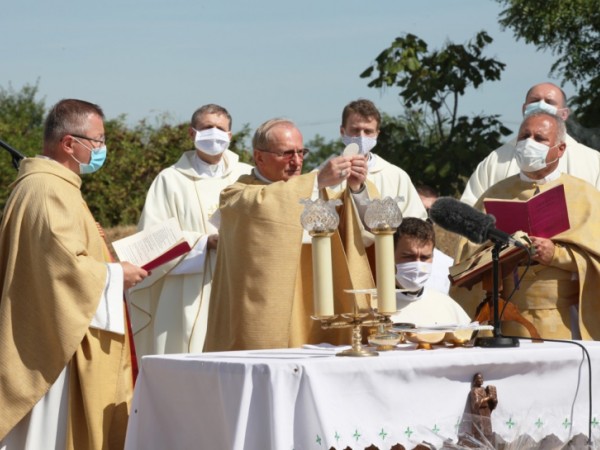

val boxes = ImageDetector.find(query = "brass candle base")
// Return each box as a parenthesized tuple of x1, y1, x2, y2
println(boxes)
(337, 320, 378, 357)
(312, 312, 394, 357)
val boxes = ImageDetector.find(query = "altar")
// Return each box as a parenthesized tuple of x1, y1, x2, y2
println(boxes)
(125, 340, 600, 449)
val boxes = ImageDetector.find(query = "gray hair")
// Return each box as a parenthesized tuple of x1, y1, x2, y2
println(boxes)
(43, 99, 104, 145)
(252, 118, 297, 150)
(525, 111, 567, 143)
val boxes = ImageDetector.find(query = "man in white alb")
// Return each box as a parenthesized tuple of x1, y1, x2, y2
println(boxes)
(338, 98, 427, 220)
(128, 104, 253, 360)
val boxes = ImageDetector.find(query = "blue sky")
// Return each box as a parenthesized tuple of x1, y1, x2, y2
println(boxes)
(1, 0, 567, 143)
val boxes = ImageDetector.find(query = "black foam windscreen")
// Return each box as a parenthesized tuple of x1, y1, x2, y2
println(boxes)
(429, 197, 495, 244)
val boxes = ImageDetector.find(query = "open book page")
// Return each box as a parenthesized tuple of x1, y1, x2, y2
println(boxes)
(111, 217, 191, 271)
(483, 184, 569, 238)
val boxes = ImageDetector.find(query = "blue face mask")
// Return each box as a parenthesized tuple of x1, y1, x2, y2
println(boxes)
(71, 139, 107, 174)
(80, 146, 107, 174)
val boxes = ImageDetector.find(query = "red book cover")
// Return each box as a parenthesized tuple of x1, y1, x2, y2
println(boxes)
(141, 241, 191, 271)
(112, 218, 192, 271)
(483, 184, 570, 238)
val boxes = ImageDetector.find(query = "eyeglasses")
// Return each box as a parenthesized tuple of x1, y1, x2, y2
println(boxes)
(257, 148, 310, 160)
(70, 134, 106, 145)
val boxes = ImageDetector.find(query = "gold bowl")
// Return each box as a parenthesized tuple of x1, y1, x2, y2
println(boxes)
(405, 331, 446, 349)
(444, 329, 475, 346)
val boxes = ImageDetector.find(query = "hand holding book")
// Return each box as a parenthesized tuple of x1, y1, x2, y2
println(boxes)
(483, 184, 570, 239)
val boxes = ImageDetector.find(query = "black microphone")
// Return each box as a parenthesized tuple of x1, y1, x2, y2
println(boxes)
(429, 197, 527, 249)
(0, 138, 25, 170)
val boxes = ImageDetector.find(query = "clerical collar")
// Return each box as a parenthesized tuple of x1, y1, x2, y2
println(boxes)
(192, 153, 225, 178)
(253, 167, 274, 184)
(519, 167, 562, 185)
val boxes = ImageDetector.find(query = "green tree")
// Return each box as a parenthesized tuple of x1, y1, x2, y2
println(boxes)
(303, 135, 344, 173)
(0, 82, 46, 211)
(495, 0, 600, 128)
(82, 117, 254, 226)
(360, 31, 512, 196)
(0, 82, 254, 226)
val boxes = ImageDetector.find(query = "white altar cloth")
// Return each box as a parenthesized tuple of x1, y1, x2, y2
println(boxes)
(125, 341, 600, 449)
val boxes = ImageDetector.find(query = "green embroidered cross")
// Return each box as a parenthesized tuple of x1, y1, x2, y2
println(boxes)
(379, 428, 388, 440)
(506, 417, 515, 429)
(353, 429, 361, 441)
(432, 424, 440, 434)
(591, 417, 599, 428)
(334, 431, 341, 443)
(315, 434, 322, 445)
(404, 427, 414, 438)
(535, 418, 544, 429)
(563, 418, 572, 429)
(455, 417, 462, 431)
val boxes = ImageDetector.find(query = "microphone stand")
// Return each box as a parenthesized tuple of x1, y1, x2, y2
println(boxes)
(475, 239, 520, 348)
(0, 138, 26, 170)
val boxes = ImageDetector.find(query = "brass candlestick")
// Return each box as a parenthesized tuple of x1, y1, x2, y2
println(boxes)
(301, 196, 403, 356)
(312, 291, 392, 357)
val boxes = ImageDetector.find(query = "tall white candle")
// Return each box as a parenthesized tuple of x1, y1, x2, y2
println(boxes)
(375, 232, 396, 314)
(311, 234, 334, 317)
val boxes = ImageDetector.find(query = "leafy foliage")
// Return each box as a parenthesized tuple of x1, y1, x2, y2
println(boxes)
(303, 134, 344, 173)
(0, 82, 45, 207)
(360, 32, 512, 195)
(0, 83, 254, 226)
(495, 0, 600, 127)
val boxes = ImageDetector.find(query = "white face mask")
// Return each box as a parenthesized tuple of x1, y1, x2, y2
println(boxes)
(395, 261, 432, 291)
(515, 138, 558, 172)
(194, 127, 230, 156)
(524, 99, 559, 117)
(341, 135, 377, 155)
(523, 99, 569, 120)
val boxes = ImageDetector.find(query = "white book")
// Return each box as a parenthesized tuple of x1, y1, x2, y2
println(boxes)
(111, 217, 191, 271)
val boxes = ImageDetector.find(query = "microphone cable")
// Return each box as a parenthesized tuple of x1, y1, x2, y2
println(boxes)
(487, 247, 593, 444)
(502, 334, 594, 446)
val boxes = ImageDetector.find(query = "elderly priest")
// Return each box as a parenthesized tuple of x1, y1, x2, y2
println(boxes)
(453, 111, 600, 340)
(204, 118, 377, 351)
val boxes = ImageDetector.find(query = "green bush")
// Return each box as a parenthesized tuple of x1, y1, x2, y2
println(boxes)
(0, 83, 253, 227)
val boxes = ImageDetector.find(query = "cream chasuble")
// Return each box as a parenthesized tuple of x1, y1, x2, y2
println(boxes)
(0, 158, 133, 449)
(203, 172, 376, 351)
(452, 173, 600, 340)
(128, 150, 252, 360)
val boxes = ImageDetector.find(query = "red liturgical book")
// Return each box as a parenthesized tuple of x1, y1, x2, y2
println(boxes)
(112, 218, 191, 270)
(141, 241, 191, 271)
(483, 184, 570, 238)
